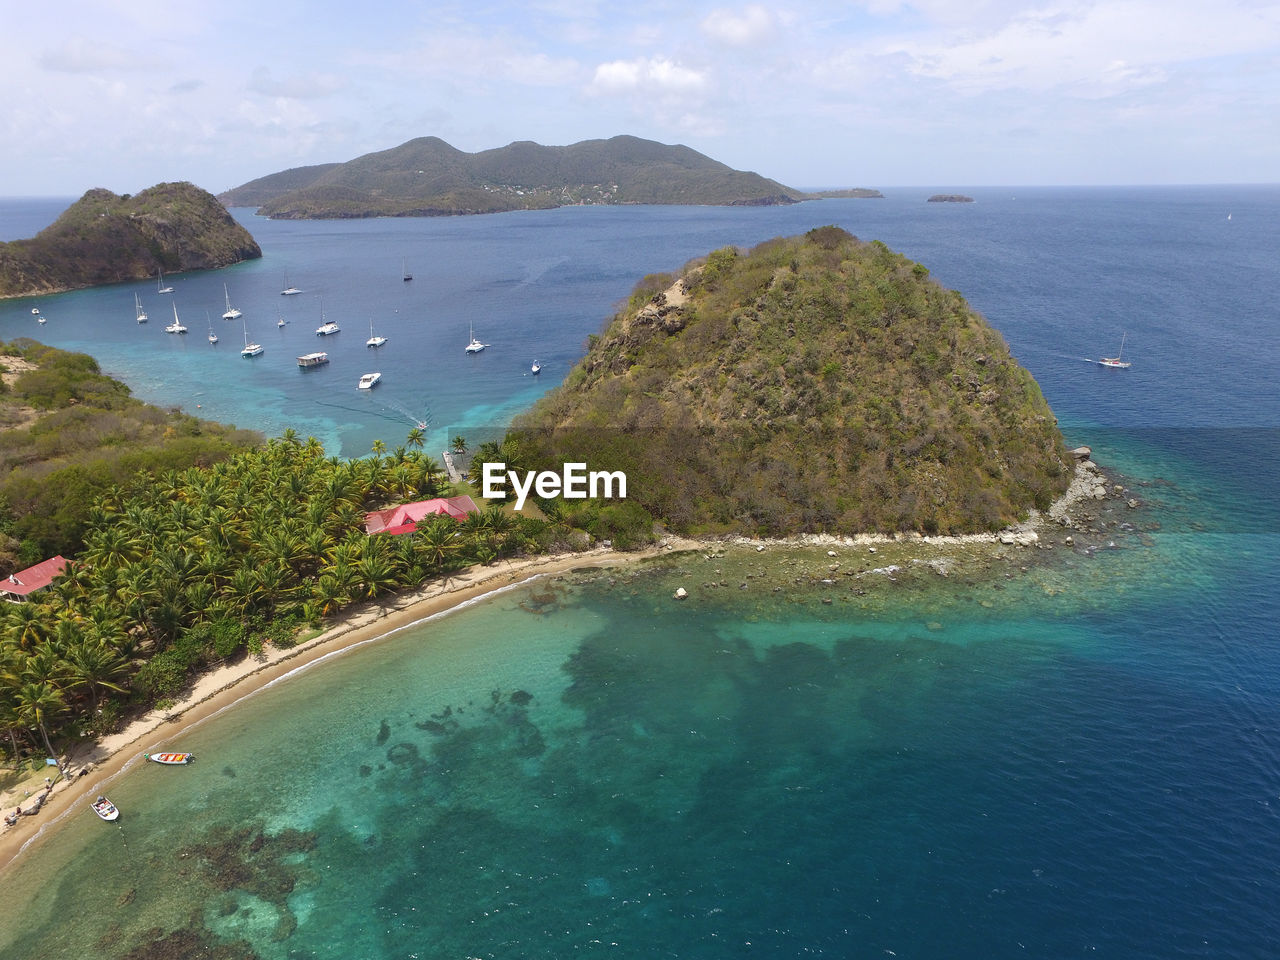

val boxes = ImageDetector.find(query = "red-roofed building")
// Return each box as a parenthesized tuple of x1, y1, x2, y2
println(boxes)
(364, 496, 479, 536)
(1, 555, 70, 603)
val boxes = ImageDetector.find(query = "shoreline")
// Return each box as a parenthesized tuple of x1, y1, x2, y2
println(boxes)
(0, 543, 690, 871)
(0, 459, 1111, 872)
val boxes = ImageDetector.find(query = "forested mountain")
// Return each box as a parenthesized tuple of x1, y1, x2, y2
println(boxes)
(218, 135, 804, 218)
(0, 183, 261, 298)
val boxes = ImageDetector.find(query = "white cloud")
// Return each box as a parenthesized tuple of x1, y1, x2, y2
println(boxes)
(883, 1, 1280, 97)
(589, 56, 707, 94)
(701, 5, 777, 46)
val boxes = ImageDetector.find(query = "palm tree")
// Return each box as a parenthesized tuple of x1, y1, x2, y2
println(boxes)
(59, 640, 129, 716)
(406, 427, 425, 451)
(452, 435, 467, 456)
(416, 516, 462, 572)
(15, 681, 67, 775)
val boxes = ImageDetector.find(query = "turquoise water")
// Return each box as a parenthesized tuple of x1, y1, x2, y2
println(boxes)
(1, 190, 1278, 958)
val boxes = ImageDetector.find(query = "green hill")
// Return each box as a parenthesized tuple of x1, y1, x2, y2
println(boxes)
(0, 182, 261, 298)
(218, 135, 804, 218)
(508, 226, 1071, 537)
(0, 339, 261, 565)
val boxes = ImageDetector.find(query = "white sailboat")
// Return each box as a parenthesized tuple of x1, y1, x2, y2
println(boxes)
(402, 258, 412, 282)
(367, 318, 387, 347)
(281, 272, 301, 296)
(206, 311, 218, 344)
(165, 303, 187, 334)
(135, 293, 148, 323)
(465, 322, 486, 353)
(221, 283, 242, 320)
(1098, 332, 1131, 369)
(241, 318, 263, 357)
(157, 269, 173, 294)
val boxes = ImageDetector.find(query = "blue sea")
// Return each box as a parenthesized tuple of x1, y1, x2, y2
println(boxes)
(1, 187, 1279, 959)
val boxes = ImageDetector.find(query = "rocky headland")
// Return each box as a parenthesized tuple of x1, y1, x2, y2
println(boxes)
(0, 182, 261, 298)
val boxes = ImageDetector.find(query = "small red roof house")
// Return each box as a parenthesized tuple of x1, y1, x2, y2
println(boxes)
(1, 555, 70, 603)
(364, 496, 479, 536)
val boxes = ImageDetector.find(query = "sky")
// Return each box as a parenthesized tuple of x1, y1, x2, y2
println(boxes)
(3, 0, 1278, 196)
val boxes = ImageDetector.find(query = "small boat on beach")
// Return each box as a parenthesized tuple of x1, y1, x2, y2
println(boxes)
(358, 372, 382, 390)
(92, 795, 119, 821)
(145, 752, 195, 765)
(1098, 332, 1131, 369)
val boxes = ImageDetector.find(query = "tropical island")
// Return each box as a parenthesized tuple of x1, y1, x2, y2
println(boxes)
(0, 183, 261, 299)
(504, 226, 1071, 537)
(810, 188, 885, 199)
(217, 135, 805, 218)
(0, 235, 1116, 863)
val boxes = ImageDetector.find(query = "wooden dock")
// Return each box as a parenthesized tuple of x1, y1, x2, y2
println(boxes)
(442, 450, 465, 484)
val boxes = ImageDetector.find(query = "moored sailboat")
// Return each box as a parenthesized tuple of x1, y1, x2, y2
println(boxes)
(241, 318, 263, 357)
(221, 283, 242, 320)
(165, 303, 187, 334)
(135, 293, 148, 323)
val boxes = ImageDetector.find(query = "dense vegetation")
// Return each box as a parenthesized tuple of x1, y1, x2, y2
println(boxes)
(219, 135, 804, 218)
(0, 339, 260, 567)
(0, 430, 564, 761)
(0, 183, 261, 298)
(509, 226, 1071, 536)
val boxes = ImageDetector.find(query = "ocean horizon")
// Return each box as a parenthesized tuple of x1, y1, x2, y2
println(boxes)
(1, 187, 1278, 959)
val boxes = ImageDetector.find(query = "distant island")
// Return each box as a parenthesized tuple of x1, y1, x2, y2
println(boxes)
(0, 183, 261, 299)
(218, 135, 806, 219)
(810, 188, 885, 199)
(507, 226, 1070, 537)
(927, 194, 974, 203)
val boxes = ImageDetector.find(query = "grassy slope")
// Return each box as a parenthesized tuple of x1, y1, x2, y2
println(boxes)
(511, 226, 1071, 536)
(0, 339, 261, 565)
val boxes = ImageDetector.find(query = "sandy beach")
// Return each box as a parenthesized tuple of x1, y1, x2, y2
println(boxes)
(0, 458, 1111, 873)
(0, 542, 689, 871)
